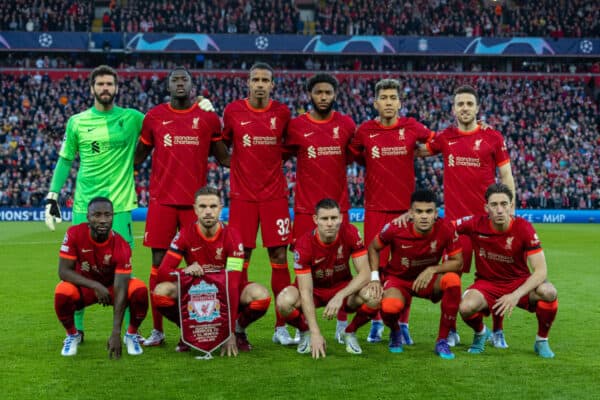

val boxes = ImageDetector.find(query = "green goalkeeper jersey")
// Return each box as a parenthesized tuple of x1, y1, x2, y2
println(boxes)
(59, 105, 144, 214)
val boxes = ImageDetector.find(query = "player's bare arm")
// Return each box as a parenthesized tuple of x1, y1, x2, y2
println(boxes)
(297, 273, 326, 359)
(366, 240, 384, 299)
(58, 257, 111, 305)
(499, 162, 516, 214)
(210, 140, 230, 168)
(412, 252, 463, 292)
(108, 273, 129, 359)
(134, 140, 153, 165)
(493, 251, 548, 318)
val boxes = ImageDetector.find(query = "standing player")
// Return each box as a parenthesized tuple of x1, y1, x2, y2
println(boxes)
(456, 184, 558, 358)
(134, 67, 229, 347)
(54, 197, 148, 358)
(45, 65, 144, 339)
(152, 186, 271, 354)
(367, 190, 462, 358)
(348, 78, 433, 344)
(422, 84, 516, 348)
(285, 73, 356, 342)
(276, 199, 380, 358)
(222, 62, 296, 345)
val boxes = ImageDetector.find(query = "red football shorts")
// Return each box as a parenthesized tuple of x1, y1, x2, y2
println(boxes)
(292, 211, 349, 245)
(229, 197, 291, 249)
(467, 277, 533, 312)
(383, 273, 438, 302)
(292, 279, 352, 309)
(74, 278, 147, 307)
(364, 209, 406, 267)
(144, 202, 197, 249)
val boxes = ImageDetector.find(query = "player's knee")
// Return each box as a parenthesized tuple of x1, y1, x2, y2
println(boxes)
(381, 297, 404, 314)
(358, 286, 381, 309)
(127, 278, 148, 298)
(536, 282, 557, 302)
(55, 281, 80, 301)
(276, 286, 299, 316)
(440, 272, 461, 291)
(154, 282, 176, 298)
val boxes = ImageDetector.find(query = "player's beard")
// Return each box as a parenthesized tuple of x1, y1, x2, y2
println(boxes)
(310, 98, 334, 117)
(93, 90, 116, 106)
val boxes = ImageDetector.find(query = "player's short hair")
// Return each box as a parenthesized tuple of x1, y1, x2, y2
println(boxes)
(485, 183, 513, 202)
(454, 84, 479, 104)
(375, 79, 401, 97)
(88, 196, 113, 209)
(410, 189, 436, 205)
(194, 185, 220, 199)
(168, 66, 192, 81)
(89, 65, 118, 86)
(315, 198, 340, 214)
(306, 73, 339, 92)
(249, 62, 274, 75)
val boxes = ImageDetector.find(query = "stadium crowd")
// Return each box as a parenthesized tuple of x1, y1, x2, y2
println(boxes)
(0, 72, 598, 209)
(1, 0, 598, 38)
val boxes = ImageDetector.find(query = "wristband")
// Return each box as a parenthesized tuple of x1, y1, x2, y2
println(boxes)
(371, 271, 380, 281)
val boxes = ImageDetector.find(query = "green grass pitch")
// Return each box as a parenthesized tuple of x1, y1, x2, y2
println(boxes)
(1, 222, 599, 399)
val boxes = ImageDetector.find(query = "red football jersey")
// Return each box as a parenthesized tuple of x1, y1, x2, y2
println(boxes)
(159, 222, 245, 281)
(140, 103, 222, 205)
(59, 223, 132, 287)
(455, 215, 542, 283)
(293, 223, 367, 288)
(222, 99, 291, 201)
(426, 125, 510, 219)
(377, 218, 461, 280)
(349, 117, 433, 211)
(286, 111, 356, 213)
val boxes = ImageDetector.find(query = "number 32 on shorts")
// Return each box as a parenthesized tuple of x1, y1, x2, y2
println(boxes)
(276, 218, 290, 239)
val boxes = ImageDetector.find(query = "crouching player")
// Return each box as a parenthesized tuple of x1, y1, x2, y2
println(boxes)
(457, 183, 558, 358)
(276, 199, 380, 358)
(153, 186, 271, 355)
(368, 190, 463, 359)
(54, 197, 148, 358)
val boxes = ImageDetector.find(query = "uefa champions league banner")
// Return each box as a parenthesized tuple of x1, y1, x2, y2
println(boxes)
(0, 32, 598, 56)
(1, 207, 600, 223)
(174, 270, 233, 359)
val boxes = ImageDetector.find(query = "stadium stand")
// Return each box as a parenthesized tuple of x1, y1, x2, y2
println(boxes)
(0, 71, 598, 209)
(1, 1, 597, 37)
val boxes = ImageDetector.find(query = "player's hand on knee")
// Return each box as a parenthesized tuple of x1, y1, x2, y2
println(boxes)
(107, 332, 122, 359)
(196, 96, 215, 112)
(44, 192, 62, 231)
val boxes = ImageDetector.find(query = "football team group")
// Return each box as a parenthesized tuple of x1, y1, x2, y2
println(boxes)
(47, 63, 558, 360)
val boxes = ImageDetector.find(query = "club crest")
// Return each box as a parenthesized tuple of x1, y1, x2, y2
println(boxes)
(188, 280, 220, 323)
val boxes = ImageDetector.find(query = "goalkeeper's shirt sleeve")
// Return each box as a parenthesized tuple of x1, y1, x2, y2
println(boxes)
(49, 156, 73, 193)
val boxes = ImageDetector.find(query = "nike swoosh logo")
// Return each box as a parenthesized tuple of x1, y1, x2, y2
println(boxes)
(241, 121, 252, 126)
(401, 245, 412, 249)
(281, 236, 289, 242)
(304, 132, 314, 137)
(478, 235, 489, 238)
(315, 257, 327, 263)
(162, 120, 173, 125)
(87, 128, 95, 132)
(449, 141, 458, 145)
(81, 249, 93, 253)
(191, 247, 202, 251)
(369, 134, 380, 138)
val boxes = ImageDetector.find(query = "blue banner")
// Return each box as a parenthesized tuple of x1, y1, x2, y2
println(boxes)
(1, 32, 598, 56)
(1, 207, 599, 223)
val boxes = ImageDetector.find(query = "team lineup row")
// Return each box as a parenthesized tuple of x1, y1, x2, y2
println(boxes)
(47, 63, 557, 359)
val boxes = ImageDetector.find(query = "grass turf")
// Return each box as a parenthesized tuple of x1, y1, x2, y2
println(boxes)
(1, 222, 599, 399)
